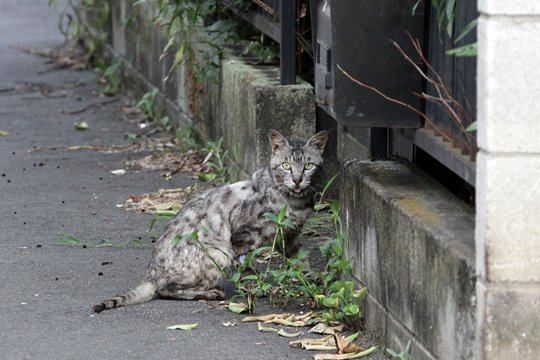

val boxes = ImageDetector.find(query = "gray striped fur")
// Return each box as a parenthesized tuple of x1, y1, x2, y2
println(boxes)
(93, 129, 328, 313)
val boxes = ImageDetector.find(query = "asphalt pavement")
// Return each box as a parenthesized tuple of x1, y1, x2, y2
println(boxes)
(0, 2, 384, 359)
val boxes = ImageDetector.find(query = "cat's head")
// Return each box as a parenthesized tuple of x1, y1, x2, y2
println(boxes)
(268, 129, 328, 198)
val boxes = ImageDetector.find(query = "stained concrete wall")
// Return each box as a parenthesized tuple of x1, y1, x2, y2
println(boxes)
(106, 0, 315, 175)
(476, 1, 540, 358)
(206, 61, 315, 175)
(341, 160, 476, 360)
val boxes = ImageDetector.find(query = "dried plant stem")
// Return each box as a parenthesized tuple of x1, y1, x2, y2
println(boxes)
(335, 64, 453, 144)
(336, 32, 474, 154)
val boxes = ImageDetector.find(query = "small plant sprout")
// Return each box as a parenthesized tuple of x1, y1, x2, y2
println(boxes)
(387, 340, 412, 360)
(136, 89, 158, 120)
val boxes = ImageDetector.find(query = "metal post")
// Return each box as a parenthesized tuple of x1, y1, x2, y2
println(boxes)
(279, 0, 296, 85)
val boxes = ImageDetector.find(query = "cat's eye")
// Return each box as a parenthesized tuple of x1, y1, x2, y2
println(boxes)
(282, 162, 291, 170)
(304, 163, 315, 170)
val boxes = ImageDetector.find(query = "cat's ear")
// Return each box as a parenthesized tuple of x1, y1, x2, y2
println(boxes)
(268, 129, 289, 153)
(305, 130, 328, 154)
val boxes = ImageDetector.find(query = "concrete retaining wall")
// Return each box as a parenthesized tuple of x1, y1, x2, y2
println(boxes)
(107, 0, 315, 175)
(341, 160, 476, 360)
(94, 2, 483, 358)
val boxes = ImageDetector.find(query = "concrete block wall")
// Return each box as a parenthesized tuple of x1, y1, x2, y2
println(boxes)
(105, 0, 315, 176)
(476, 1, 540, 359)
(341, 160, 476, 360)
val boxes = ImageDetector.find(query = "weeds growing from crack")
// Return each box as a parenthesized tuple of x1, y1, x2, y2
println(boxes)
(157, 174, 368, 329)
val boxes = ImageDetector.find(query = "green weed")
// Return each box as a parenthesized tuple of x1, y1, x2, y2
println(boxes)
(225, 175, 368, 328)
(387, 340, 412, 360)
(136, 89, 158, 120)
(101, 60, 122, 96)
(200, 137, 239, 184)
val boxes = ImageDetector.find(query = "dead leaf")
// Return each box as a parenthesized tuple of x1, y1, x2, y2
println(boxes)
(257, 322, 278, 333)
(289, 335, 336, 351)
(222, 321, 236, 327)
(272, 318, 306, 327)
(124, 152, 207, 176)
(166, 323, 198, 331)
(242, 314, 279, 323)
(309, 323, 344, 335)
(341, 342, 363, 355)
(227, 302, 248, 314)
(335, 332, 364, 355)
(0, 130, 10, 137)
(312, 346, 378, 360)
(242, 312, 320, 328)
(277, 329, 302, 338)
(122, 186, 197, 214)
(110, 169, 126, 175)
(121, 106, 142, 115)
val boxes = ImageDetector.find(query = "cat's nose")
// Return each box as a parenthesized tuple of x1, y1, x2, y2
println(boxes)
(293, 178, 301, 186)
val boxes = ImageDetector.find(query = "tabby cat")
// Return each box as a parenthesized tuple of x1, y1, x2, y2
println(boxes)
(93, 129, 328, 312)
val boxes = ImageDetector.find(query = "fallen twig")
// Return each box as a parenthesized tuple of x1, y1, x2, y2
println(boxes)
(63, 97, 120, 115)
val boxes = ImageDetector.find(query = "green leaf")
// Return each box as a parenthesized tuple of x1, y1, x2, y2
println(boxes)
(96, 239, 113, 247)
(411, 0, 422, 15)
(387, 348, 399, 357)
(126, 133, 138, 142)
(130, 239, 144, 247)
(173, 45, 185, 67)
(55, 233, 81, 246)
(446, 43, 477, 57)
(74, 121, 89, 130)
(281, 218, 296, 230)
(277, 329, 302, 338)
(445, 0, 456, 37)
(263, 212, 279, 224)
(205, 19, 232, 32)
(230, 272, 241, 284)
(166, 323, 198, 330)
(322, 296, 340, 308)
(241, 275, 259, 281)
(154, 209, 178, 218)
(345, 331, 360, 344)
(344, 304, 360, 316)
(0, 130, 10, 137)
(352, 287, 368, 299)
(454, 19, 478, 44)
(278, 206, 287, 222)
(198, 173, 217, 182)
(227, 302, 248, 314)
(173, 231, 198, 246)
(466, 121, 477, 132)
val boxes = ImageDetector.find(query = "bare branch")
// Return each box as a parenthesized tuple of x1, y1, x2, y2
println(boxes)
(336, 64, 454, 144)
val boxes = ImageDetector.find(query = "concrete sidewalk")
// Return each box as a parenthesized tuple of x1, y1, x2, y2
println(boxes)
(0, 2, 322, 359)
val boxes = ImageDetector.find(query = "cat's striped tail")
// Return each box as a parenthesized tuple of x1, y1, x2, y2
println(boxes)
(93, 281, 157, 313)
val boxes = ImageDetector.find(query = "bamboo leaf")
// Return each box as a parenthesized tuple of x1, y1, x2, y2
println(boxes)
(412, 0, 422, 15)
(257, 322, 278, 332)
(173, 45, 185, 67)
(446, 43, 477, 57)
(445, 0, 456, 37)
(277, 329, 302, 338)
(466, 121, 477, 132)
(454, 19, 478, 44)
(166, 323, 198, 330)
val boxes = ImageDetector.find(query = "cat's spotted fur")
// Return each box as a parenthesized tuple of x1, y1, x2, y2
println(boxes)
(93, 129, 328, 312)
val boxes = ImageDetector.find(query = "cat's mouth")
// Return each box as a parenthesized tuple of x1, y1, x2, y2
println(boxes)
(289, 186, 305, 197)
